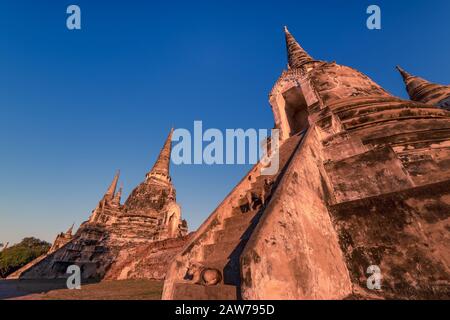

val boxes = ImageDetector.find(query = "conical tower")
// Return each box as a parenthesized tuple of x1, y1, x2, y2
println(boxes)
(284, 26, 315, 69)
(65, 223, 74, 236)
(88, 170, 122, 223)
(396, 66, 450, 110)
(113, 182, 123, 205)
(124, 128, 177, 215)
(146, 128, 174, 183)
(105, 170, 120, 200)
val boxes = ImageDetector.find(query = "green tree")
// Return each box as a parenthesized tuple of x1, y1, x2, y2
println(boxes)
(0, 237, 50, 278)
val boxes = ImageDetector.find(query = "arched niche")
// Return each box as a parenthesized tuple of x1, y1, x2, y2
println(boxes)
(271, 84, 310, 141)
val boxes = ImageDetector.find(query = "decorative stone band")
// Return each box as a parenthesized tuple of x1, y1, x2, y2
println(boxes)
(146, 171, 172, 184)
(269, 62, 325, 98)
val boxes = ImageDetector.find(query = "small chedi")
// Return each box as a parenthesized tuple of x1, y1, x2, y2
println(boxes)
(48, 225, 74, 254)
(396, 66, 450, 111)
(162, 27, 450, 300)
(9, 129, 190, 280)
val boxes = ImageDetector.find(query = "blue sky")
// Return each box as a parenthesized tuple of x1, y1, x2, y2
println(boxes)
(1, 0, 449, 245)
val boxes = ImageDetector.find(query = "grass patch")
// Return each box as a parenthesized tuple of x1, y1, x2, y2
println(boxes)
(41, 280, 164, 300)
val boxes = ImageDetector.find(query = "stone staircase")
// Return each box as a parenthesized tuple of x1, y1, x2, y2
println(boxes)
(172, 132, 304, 299)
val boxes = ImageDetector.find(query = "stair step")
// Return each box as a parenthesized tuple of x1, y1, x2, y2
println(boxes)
(199, 259, 233, 271)
(253, 184, 266, 193)
(223, 212, 257, 229)
(203, 241, 240, 261)
(235, 196, 262, 212)
(255, 174, 269, 182)
(172, 283, 238, 300)
(259, 134, 301, 177)
(232, 205, 245, 215)
(214, 225, 250, 243)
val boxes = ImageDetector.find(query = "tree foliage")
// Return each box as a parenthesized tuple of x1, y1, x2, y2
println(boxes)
(0, 237, 50, 278)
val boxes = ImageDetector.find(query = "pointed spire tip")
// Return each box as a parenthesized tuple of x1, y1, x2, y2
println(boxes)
(66, 223, 74, 235)
(283, 27, 314, 69)
(396, 65, 412, 81)
(105, 170, 120, 198)
(147, 128, 174, 180)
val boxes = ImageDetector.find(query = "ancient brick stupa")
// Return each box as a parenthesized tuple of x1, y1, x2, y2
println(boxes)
(396, 66, 450, 111)
(10, 129, 190, 280)
(48, 224, 74, 254)
(162, 27, 450, 300)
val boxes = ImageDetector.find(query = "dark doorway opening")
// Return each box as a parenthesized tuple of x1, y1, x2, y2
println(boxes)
(282, 86, 310, 136)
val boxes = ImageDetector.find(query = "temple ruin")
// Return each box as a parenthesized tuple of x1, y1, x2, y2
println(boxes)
(9, 129, 190, 280)
(7, 27, 449, 300)
(162, 27, 450, 300)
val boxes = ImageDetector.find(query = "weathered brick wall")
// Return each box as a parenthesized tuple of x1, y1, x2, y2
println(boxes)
(330, 180, 450, 299)
(240, 128, 353, 299)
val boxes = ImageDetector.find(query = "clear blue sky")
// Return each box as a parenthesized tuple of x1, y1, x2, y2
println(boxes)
(1, 0, 449, 245)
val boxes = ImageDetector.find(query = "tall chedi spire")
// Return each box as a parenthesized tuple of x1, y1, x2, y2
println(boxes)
(65, 223, 74, 236)
(113, 182, 123, 205)
(284, 26, 315, 69)
(396, 66, 450, 110)
(146, 128, 174, 183)
(105, 170, 120, 200)
(124, 128, 178, 215)
(88, 170, 122, 223)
